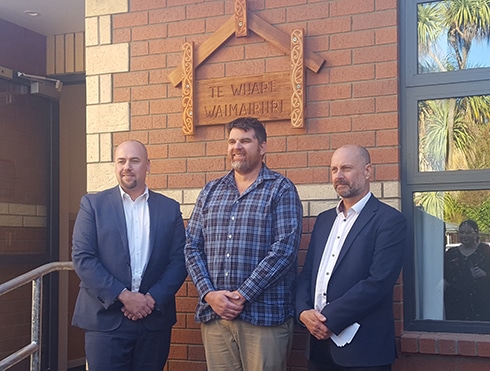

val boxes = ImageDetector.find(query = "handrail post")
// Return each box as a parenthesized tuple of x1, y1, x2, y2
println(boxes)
(31, 277, 42, 371)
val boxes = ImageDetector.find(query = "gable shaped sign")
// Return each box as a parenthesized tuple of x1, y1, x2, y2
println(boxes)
(168, 0, 325, 135)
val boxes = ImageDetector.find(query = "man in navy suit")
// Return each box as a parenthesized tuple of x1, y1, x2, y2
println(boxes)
(295, 144, 406, 371)
(72, 140, 187, 371)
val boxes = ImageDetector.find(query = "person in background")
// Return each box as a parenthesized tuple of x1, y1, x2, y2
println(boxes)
(444, 219, 490, 321)
(185, 117, 303, 371)
(295, 144, 406, 371)
(71, 140, 187, 371)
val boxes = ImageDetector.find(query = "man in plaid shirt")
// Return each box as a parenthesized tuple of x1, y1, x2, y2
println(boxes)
(185, 117, 303, 371)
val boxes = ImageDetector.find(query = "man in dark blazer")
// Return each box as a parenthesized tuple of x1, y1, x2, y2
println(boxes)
(296, 144, 406, 371)
(72, 140, 187, 371)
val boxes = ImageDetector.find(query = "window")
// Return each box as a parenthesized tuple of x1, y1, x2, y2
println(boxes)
(401, 0, 490, 333)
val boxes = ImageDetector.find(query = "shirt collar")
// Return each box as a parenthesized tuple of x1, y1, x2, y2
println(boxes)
(119, 185, 149, 201)
(336, 192, 372, 216)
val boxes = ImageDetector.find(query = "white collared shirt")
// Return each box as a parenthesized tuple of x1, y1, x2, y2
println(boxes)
(120, 186, 150, 292)
(314, 192, 372, 311)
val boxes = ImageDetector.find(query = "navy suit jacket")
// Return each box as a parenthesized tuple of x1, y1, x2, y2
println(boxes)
(295, 195, 406, 367)
(71, 186, 187, 332)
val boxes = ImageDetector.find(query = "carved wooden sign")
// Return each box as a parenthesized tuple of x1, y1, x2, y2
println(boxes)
(196, 72, 290, 125)
(171, 0, 325, 135)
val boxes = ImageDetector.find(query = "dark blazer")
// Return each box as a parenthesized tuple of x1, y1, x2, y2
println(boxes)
(71, 186, 187, 332)
(295, 194, 406, 367)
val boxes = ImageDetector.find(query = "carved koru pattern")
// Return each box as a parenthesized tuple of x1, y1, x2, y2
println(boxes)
(290, 28, 304, 129)
(182, 42, 194, 135)
(234, 0, 247, 37)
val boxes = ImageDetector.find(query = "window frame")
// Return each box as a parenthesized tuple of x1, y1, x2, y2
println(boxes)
(400, 0, 490, 333)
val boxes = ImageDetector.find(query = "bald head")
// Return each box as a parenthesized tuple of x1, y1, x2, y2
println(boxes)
(330, 145, 372, 208)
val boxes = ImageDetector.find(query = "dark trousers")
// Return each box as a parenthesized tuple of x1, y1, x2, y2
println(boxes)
(85, 317, 172, 371)
(308, 337, 391, 371)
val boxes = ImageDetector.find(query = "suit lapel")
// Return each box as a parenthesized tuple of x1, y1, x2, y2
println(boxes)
(109, 187, 130, 258)
(144, 191, 158, 274)
(333, 195, 379, 274)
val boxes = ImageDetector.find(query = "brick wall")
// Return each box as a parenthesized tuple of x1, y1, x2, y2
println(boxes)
(91, 0, 401, 370)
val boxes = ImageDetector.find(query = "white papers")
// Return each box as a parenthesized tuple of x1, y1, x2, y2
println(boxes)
(330, 322, 360, 347)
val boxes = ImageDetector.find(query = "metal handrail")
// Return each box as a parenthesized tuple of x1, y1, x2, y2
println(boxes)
(0, 261, 74, 371)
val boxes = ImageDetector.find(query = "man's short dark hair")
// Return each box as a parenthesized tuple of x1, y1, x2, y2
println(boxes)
(227, 117, 267, 144)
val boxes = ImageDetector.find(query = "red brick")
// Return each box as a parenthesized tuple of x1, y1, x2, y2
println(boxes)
(113, 28, 131, 43)
(168, 173, 206, 188)
(331, 64, 375, 83)
(114, 71, 149, 87)
(195, 63, 225, 80)
(266, 152, 308, 169)
(323, 49, 352, 67)
(131, 84, 167, 101)
(149, 38, 183, 54)
(438, 336, 457, 355)
(286, 3, 329, 22)
(376, 95, 398, 113)
(287, 135, 330, 152)
(151, 158, 186, 174)
(113, 11, 148, 29)
(330, 131, 376, 148)
(400, 332, 420, 353)
(353, 9, 397, 30)
(266, 136, 287, 153)
(168, 142, 206, 158)
(168, 19, 205, 37)
(149, 97, 181, 115)
(353, 79, 398, 98)
(286, 168, 329, 185)
(186, 2, 225, 19)
(330, 98, 375, 116)
(131, 115, 152, 130)
(369, 146, 399, 164)
(130, 41, 149, 56)
(149, 128, 185, 145)
(458, 338, 477, 356)
(353, 44, 397, 64)
(308, 151, 331, 167)
(476, 339, 490, 357)
(168, 344, 188, 360)
(148, 7, 186, 23)
(330, 0, 375, 16)
(131, 101, 150, 116)
(309, 17, 351, 37)
(375, 164, 400, 181)
(376, 129, 400, 147)
(188, 345, 206, 361)
(132, 24, 167, 41)
(419, 334, 437, 354)
(376, 61, 398, 79)
(187, 157, 225, 172)
(167, 360, 206, 371)
(131, 0, 166, 12)
(351, 112, 398, 131)
(331, 30, 375, 50)
(308, 117, 352, 135)
(376, 0, 397, 11)
(376, 26, 398, 45)
(308, 83, 349, 102)
(132, 54, 167, 71)
(266, 56, 292, 72)
(305, 101, 330, 118)
(114, 87, 130, 102)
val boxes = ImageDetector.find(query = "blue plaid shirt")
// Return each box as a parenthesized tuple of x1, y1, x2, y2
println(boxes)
(185, 164, 303, 326)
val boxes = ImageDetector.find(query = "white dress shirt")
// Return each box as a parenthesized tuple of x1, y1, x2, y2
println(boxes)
(120, 186, 150, 292)
(314, 192, 372, 311)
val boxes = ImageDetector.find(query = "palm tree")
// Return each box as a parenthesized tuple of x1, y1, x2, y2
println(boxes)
(417, 0, 490, 172)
